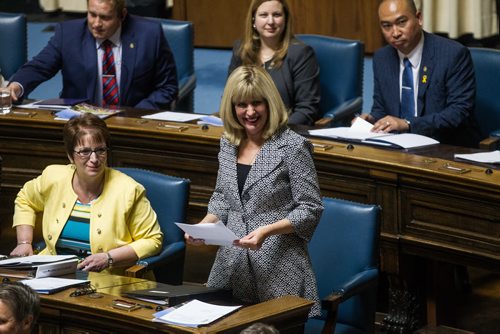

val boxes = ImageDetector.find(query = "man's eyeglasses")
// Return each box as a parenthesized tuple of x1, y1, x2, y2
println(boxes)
(74, 147, 108, 158)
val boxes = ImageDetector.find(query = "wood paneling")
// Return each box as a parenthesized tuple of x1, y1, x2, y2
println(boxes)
(173, 0, 384, 53)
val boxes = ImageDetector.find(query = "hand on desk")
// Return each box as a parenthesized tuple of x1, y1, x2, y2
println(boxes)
(372, 116, 410, 133)
(77, 252, 108, 272)
(9, 243, 33, 257)
(356, 113, 410, 133)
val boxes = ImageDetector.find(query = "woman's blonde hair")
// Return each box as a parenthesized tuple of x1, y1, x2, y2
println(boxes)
(219, 66, 288, 145)
(239, 0, 293, 68)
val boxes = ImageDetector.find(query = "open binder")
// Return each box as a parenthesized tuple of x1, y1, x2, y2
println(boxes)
(309, 117, 439, 149)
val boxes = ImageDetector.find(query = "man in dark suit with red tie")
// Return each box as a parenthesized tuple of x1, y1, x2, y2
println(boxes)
(7, 0, 178, 110)
(360, 0, 480, 147)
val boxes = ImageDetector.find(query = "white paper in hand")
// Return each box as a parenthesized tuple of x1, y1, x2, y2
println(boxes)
(176, 221, 238, 246)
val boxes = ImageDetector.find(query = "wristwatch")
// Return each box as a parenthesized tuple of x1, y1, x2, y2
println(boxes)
(106, 252, 114, 268)
(404, 119, 411, 132)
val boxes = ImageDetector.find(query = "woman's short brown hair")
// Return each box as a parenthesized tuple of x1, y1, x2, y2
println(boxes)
(63, 113, 110, 158)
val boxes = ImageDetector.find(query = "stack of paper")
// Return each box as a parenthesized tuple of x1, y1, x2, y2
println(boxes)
(454, 151, 500, 163)
(152, 299, 241, 327)
(141, 111, 203, 122)
(0, 255, 78, 278)
(20, 277, 89, 294)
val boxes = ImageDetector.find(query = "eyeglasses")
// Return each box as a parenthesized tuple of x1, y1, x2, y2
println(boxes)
(69, 284, 97, 297)
(74, 147, 108, 158)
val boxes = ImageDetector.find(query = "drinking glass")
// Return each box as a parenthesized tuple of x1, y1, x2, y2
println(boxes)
(0, 87, 12, 114)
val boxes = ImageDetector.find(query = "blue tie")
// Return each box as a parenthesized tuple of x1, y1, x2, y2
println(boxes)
(400, 58, 414, 120)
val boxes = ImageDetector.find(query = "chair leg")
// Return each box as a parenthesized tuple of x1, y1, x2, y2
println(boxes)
(321, 309, 338, 334)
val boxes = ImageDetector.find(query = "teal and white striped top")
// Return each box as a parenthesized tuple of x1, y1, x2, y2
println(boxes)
(55, 200, 92, 257)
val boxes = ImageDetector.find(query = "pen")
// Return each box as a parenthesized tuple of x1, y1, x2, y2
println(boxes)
(13, 111, 37, 117)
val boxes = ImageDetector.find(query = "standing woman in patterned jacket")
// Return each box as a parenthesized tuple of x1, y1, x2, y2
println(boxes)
(185, 65, 323, 316)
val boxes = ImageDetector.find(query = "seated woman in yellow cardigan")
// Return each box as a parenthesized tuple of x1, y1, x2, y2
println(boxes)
(9, 113, 163, 276)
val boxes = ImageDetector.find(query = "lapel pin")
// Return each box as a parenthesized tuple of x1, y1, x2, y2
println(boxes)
(423, 66, 427, 72)
(130, 43, 135, 49)
(422, 75, 428, 84)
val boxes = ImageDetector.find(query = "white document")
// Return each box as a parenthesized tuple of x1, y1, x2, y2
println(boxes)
(363, 133, 439, 149)
(35, 258, 79, 278)
(142, 111, 203, 122)
(0, 255, 77, 267)
(20, 277, 89, 294)
(454, 150, 500, 163)
(175, 221, 238, 246)
(154, 299, 241, 327)
(309, 117, 439, 149)
(309, 117, 389, 141)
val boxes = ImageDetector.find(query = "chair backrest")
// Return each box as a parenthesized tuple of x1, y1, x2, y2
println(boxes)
(115, 167, 190, 283)
(297, 34, 364, 121)
(469, 47, 500, 139)
(308, 197, 380, 333)
(0, 12, 27, 80)
(152, 18, 196, 111)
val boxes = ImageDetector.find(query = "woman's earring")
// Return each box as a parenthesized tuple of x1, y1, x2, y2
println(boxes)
(253, 24, 256, 29)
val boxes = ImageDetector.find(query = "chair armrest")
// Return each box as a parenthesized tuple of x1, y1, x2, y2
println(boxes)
(136, 241, 185, 268)
(178, 75, 196, 101)
(318, 268, 377, 334)
(125, 264, 147, 278)
(125, 241, 185, 278)
(479, 136, 500, 150)
(322, 268, 378, 311)
(314, 97, 363, 127)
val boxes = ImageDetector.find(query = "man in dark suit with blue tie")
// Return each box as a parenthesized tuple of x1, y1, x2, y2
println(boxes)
(8, 0, 178, 110)
(361, 0, 480, 147)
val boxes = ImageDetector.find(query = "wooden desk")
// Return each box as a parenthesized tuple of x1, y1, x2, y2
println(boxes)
(0, 109, 499, 329)
(31, 273, 313, 333)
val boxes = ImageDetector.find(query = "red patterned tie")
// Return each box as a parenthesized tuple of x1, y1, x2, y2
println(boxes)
(102, 40, 119, 106)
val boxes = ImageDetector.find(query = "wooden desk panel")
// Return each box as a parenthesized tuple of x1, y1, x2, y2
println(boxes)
(1, 109, 499, 327)
(36, 273, 312, 333)
(1, 109, 499, 269)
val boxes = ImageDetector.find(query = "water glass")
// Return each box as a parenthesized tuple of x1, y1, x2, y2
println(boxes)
(0, 87, 12, 114)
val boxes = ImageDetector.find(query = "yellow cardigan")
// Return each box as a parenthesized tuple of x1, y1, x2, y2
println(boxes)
(13, 164, 163, 275)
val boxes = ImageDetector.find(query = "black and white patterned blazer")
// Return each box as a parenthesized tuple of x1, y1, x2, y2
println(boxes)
(207, 127, 323, 316)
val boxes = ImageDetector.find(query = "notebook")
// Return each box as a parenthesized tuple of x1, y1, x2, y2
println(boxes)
(33, 98, 87, 106)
